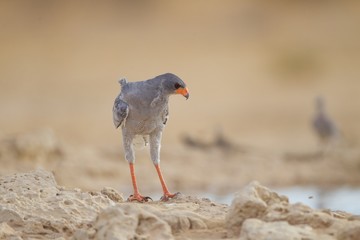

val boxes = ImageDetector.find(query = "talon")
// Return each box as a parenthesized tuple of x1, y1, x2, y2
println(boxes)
(160, 192, 181, 201)
(143, 196, 153, 201)
(127, 194, 153, 203)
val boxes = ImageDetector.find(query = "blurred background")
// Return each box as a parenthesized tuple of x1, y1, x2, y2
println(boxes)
(1, 0, 360, 212)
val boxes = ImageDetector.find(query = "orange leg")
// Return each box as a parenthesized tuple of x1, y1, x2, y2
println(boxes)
(155, 164, 180, 201)
(127, 163, 152, 202)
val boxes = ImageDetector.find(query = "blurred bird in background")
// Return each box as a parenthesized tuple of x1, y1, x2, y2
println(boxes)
(312, 96, 340, 147)
(113, 73, 189, 202)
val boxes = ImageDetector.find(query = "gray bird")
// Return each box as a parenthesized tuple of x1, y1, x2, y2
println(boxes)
(113, 73, 189, 202)
(312, 96, 338, 144)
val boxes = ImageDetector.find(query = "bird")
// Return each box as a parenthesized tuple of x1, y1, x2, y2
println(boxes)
(312, 96, 339, 145)
(112, 73, 189, 202)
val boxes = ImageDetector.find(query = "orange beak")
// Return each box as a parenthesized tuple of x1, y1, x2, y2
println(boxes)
(175, 87, 189, 100)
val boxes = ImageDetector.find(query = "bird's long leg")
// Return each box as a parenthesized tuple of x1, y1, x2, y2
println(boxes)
(123, 132, 151, 203)
(154, 164, 179, 201)
(150, 131, 180, 201)
(127, 163, 152, 202)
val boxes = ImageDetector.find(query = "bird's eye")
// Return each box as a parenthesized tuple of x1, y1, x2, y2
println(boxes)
(174, 83, 181, 89)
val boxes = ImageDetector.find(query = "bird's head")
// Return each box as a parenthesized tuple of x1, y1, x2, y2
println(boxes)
(162, 73, 189, 100)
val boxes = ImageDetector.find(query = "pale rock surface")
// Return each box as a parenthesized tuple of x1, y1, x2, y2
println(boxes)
(93, 205, 173, 240)
(1, 170, 360, 239)
(100, 187, 124, 203)
(0, 170, 227, 239)
(144, 196, 225, 233)
(0, 169, 115, 239)
(226, 181, 289, 236)
(239, 219, 333, 240)
(0, 222, 20, 240)
(226, 181, 360, 239)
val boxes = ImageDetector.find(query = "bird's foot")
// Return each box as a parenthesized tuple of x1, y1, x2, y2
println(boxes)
(127, 194, 153, 203)
(160, 192, 181, 202)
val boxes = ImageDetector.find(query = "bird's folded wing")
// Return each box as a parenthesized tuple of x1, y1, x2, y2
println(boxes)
(113, 97, 129, 128)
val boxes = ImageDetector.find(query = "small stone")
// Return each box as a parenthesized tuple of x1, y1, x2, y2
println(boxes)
(100, 187, 124, 203)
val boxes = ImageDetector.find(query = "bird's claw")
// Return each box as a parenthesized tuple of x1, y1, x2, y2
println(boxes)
(127, 194, 153, 203)
(160, 192, 181, 201)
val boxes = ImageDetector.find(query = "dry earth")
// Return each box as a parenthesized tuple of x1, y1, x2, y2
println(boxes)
(0, 129, 359, 197)
(1, 169, 359, 240)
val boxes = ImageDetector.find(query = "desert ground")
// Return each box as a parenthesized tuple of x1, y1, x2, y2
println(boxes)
(1, 1, 360, 239)
(1, 169, 360, 239)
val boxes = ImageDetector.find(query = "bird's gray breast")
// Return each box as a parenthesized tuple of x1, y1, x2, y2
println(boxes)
(122, 89, 169, 135)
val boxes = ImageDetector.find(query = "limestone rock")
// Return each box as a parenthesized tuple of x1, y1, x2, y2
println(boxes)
(226, 181, 360, 239)
(100, 187, 124, 203)
(0, 222, 21, 240)
(239, 219, 333, 240)
(1, 170, 360, 240)
(226, 181, 289, 237)
(93, 205, 173, 240)
(0, 169, 114, 239)
(145, 205, 208, 233)
(0, 170, 227, 239)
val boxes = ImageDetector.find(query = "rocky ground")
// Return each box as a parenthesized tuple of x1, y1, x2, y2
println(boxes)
(1, 169, 359, 240)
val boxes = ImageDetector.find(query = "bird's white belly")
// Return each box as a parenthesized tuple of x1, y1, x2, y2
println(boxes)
(126, 116, 163, 135)
(123, 101, 167, 135)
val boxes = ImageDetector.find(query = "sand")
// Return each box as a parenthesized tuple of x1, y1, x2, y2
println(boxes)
(1, 169, 359, 240)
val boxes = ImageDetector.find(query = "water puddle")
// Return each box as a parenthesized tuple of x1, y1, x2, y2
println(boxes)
(204, 186, 360, 215)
